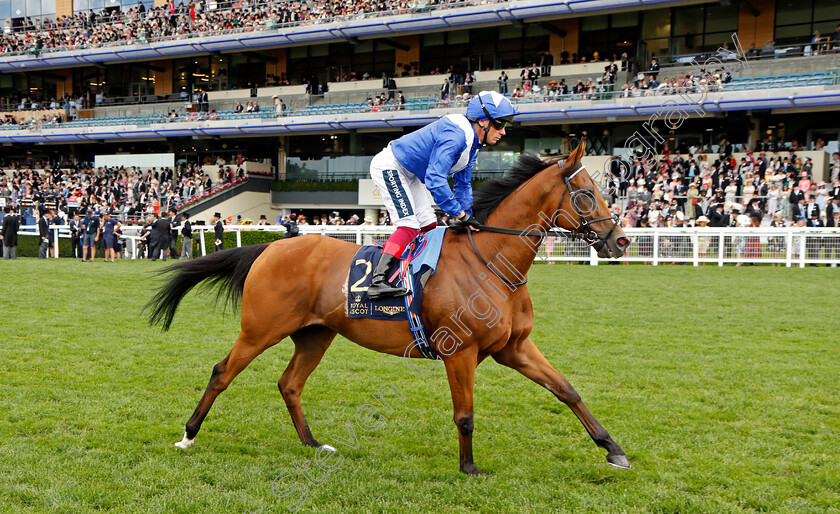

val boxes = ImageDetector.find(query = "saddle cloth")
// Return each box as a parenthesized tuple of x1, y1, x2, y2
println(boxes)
(346, 227, 447, 358)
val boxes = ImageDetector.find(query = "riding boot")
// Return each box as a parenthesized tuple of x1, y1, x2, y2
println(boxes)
(366, 253, 409, 300)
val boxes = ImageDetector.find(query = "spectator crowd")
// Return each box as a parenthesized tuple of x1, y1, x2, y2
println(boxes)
(0, 156, 249, 223)
(605, 145, 840, 231)
(0, 0, 481, 55)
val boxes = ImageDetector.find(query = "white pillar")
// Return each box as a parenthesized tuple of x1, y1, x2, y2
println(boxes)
(200, 227, 207, 256)
(691, 233, 699, 266)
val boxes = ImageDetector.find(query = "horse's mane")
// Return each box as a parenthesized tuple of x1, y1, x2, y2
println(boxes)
(472, 153, 565, 223)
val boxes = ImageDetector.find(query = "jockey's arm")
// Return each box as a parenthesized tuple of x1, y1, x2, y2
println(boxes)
(425, 133, 467, 216)
(452, 167, 473, 216)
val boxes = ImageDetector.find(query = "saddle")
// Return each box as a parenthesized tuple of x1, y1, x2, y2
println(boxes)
(346, 228, 446, 359)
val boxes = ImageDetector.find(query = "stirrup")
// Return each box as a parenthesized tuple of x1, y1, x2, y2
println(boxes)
(367, 280, 410, 300)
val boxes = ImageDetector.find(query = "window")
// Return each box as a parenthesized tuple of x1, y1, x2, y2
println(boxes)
(775, 0, 840, 45)
(10, 0, 25, 17)
(776, 0, 812, 26)
(581, 15, 608, 31)
(579, 12, 640, 61)
(74, 0, 151, 14)
(3, 0, 54, 19)
(704, 5, 737, 34)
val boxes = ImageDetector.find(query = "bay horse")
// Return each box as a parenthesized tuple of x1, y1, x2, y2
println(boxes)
(147, 140, 632, 474)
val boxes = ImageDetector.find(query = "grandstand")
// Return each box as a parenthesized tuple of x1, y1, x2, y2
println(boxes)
(2, 0, 840, 225)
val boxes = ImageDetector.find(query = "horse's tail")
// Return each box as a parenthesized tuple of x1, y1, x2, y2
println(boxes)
(145, 243, 271, 330)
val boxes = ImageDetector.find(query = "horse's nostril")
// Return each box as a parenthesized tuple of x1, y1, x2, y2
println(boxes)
(617, 237, 630, 249)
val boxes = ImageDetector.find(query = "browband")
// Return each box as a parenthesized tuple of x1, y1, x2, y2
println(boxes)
(568, 163, 586, 180)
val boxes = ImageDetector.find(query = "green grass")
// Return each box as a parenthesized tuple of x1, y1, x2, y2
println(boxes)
(1, 259, 839, 513)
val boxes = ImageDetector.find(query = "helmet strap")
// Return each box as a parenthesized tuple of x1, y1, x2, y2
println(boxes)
(478, 120, 490, 145)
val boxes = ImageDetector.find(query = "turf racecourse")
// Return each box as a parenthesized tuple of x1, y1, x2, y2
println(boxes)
(1, 258, 838, 513)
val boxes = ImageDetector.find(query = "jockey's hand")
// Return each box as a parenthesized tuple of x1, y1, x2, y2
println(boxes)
(451, 213, 481, 232)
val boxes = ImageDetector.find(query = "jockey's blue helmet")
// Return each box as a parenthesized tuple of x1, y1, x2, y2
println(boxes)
(466, 91, 518, 129)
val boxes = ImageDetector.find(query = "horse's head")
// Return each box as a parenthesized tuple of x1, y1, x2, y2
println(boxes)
(555, 140, 631, 258)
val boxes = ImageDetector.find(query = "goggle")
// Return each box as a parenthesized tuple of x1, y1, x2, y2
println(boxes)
(490, 116, 514, 130)
(477, 94, 513, 130)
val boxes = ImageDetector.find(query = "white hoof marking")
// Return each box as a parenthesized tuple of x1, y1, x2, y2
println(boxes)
(174, 432, 194, 449)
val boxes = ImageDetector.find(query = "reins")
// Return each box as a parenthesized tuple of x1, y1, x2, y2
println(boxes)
(461, 225, 586, 288)
(454, 162, 620, 289)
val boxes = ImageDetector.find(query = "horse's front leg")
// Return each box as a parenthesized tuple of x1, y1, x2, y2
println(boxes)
(493, 337, 630, 469)
(442, 347, 483, 475)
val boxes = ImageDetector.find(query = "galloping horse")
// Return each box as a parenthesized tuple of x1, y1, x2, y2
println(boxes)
(147, 140, 632, 474)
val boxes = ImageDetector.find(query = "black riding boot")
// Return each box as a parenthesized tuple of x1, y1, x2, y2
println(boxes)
(366, 253, 409, 300)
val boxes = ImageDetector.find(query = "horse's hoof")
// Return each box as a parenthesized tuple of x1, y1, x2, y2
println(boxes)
(461, 464, 486, 476)
(174, 432, 194, 449)
(607, 454, 630, 469)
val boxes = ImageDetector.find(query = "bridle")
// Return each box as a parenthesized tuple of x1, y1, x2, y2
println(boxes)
(458, 162, 621, 289)
(555, 163, 620, 251)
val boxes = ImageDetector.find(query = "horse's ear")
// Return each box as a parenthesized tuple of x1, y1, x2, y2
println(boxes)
(570, 138, 586, 161)
(562, 138, 586, 176)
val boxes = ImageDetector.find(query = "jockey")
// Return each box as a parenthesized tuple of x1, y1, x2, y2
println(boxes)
(367, 90, 518, 299)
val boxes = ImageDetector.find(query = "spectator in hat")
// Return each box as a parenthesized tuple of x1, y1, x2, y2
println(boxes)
(793, 197, 808, 220)
(150, 212, 172, 261)
(213, 212, 224, 251)
(789, 185, 805, 209)
(768, 212, 787, 265)
(95, 212, 106, 255)
(746, 215, 762, 262)
(826, 196, 840, 223)
(113, 219, 124, 260)
(167, 209, 180, 259)
(805, 196, 820, 220)
(37, 209, 53, 259)
(648, 57, 660, 77)
(180, 212, 193, 260)
(1, 205, 20, 260)
(734, 214, 751, 265)
(139, 216, 153, 259)
(806, 211, 824, 228)
(696, 215, 711, 264)
(709, 203, 728, 227)
(274, 96, 286, 117)
(257, 214, 269, 226)
(806, 211, 825, 265)
(69, 213, 81, 259)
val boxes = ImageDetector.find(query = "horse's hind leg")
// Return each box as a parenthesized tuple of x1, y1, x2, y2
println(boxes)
(175, 329, 276, 449)
(492, 337, 630, 469)
(279, 326, 336, 448)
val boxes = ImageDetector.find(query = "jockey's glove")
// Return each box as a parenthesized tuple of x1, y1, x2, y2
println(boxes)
(451, 213, 481, 232)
